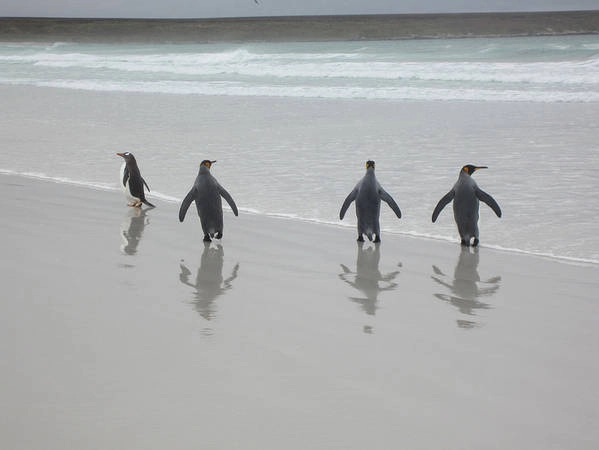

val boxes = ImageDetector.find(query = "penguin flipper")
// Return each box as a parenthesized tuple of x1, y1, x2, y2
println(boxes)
(379, 188, 402, 218)
(475, 188, 502, 218)
(220, 187, 239, 216)
(340, 187, 358, 220)
(122, 167, 130, 187)
(179, 188, 196, 222)
(142, 177, 151, 192)
(432, 189, 455, 222)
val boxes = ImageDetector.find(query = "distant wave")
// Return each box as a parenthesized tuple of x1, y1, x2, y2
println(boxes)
(2, 78, 597, 103)
(3, 50, 599, 85)
(2, 38, 599, 103)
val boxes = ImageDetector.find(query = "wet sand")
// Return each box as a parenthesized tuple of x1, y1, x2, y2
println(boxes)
(1, 173, 598, 449)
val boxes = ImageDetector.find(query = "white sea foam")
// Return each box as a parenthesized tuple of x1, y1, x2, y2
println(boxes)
(2, 78, 592, 103)
(0, 169, 118, 191)
(0, 168, 183, 204)
(1, 36, 599, 103)
(4, 51, 598, 85)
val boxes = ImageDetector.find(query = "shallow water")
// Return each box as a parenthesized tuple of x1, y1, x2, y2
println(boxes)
(1, 35, 598, 262)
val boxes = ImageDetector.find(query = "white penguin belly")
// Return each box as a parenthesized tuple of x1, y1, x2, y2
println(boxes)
(120, 162, 139, 203)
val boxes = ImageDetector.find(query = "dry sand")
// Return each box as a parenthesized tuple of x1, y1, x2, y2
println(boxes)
(1, 172, 598, 449)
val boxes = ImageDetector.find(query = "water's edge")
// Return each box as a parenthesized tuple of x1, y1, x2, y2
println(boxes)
(4, 170, 597, 266)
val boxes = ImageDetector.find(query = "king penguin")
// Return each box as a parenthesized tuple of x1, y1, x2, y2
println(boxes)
(339, 160, 402, 243)
(432, 165, 502, 247)
(117, 152, 154, 208)
(179, 160, 239, 242)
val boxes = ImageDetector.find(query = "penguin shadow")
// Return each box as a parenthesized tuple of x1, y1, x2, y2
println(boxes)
(431, 247, 501, 329)
(339, 241, 401, 333)
(120, 207, 150, 256)
(179, 242, 240, 326)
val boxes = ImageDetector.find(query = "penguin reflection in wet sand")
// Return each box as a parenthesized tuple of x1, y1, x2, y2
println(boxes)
(340, 160, 402, 243)
(117, 152, 154, 208)
(179, 160, 238, 242)
(432, 165, 502, 247)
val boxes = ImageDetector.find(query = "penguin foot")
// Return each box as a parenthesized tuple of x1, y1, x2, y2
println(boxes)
(472, 238, 479, 247)
(203, 234, 212, 242)
(460, 239, 469, 247)
(373, 235, 381, 244)
(357, 235, 364, 242)
(215, 232, 223, 240)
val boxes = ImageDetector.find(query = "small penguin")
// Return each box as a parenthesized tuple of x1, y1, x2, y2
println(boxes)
(340, 160, 402, 243)
(432, 165, 502, 247)
(117, 152, 154, 208)
(179, 160, 238, 242)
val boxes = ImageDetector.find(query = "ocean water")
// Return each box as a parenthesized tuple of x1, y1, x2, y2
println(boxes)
(1, 35, 598, 263)
(2, 36, 599, 102)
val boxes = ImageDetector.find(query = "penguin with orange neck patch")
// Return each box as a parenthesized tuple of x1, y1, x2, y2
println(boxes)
(340, 160, 402, 243)
(179, 160, 238, 242)
(432, 165, 502, 247)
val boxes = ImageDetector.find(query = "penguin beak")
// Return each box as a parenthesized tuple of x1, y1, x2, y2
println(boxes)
(473, 166, 488, 171)
(117, 153, 125, 157)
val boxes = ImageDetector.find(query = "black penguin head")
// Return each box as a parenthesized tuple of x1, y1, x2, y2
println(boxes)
(462, 165, 488, 176)
(366, 160, 375, 169)
(117, 152, 135, 161)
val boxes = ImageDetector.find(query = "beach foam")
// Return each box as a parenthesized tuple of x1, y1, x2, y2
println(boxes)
(2, 36, 599, 102)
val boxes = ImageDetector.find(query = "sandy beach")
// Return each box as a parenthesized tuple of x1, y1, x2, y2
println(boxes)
(1, 172, 598, 449)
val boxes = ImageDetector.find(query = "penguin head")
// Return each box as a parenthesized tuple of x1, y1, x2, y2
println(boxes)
(200, 160, 217, 172)
(365, 160, 375, 170)
(117, 152, 137, 165)
(117, 152, 136, 163)
(462, 165, 488, 176)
